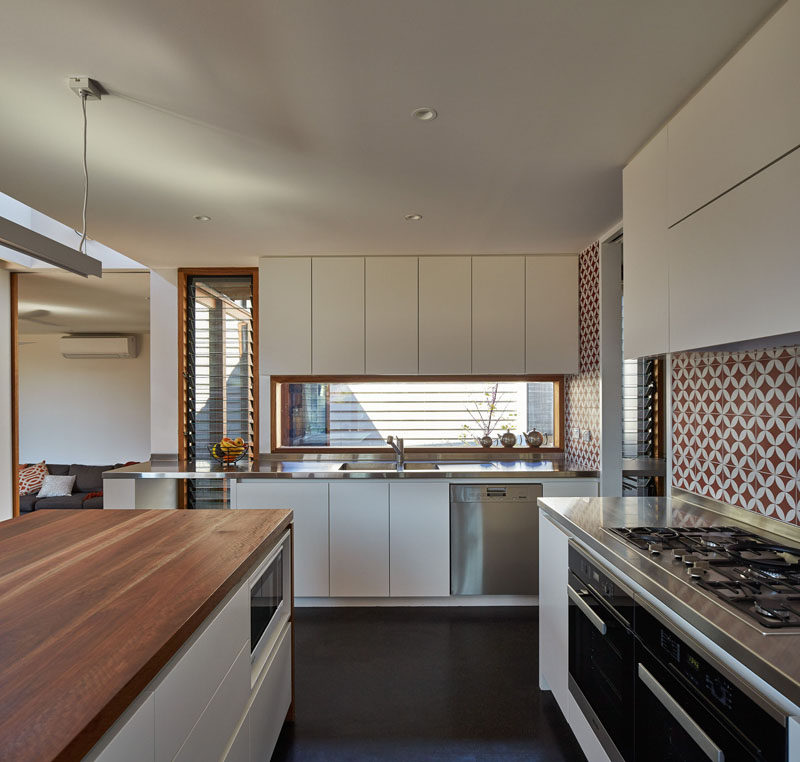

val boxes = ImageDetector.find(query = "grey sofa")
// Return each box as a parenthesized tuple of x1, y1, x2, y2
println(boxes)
(19, 464, 112, 513)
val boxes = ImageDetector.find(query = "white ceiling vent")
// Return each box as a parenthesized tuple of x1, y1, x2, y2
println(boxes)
(59, 334, 139, 359)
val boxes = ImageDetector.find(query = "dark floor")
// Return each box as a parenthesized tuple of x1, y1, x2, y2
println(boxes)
(271, 607, 586, 761)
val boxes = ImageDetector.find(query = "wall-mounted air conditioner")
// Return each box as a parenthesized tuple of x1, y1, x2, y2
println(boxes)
(59, 335, 139, 359)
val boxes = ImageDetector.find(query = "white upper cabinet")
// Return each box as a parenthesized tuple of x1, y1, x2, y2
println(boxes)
(418, 257, 472, 374)
(525, 256, 578, 374)
(622, 129, 670, 359)
(259, 257, 311, 374)
(472, 256, 525, 374)
(667, 0, 800, 226)
(365, 257, 418, 374)
(311, 257, 365, 374)
(669, 146, 800, 353)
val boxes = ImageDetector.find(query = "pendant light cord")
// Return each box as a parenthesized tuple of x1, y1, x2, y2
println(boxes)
(79, 92, 89, 254)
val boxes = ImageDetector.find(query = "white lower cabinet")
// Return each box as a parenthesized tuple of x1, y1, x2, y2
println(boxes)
(329, 482, 390, 597)
(86, 537, 292, 762)
(389, 482, 450, 597)
(250, 623, 293, 762)
(234, 481, 330, 597)
(90, 693, 155, 762)
(541, 479, 598, 498)
(538, 511, 569, 717)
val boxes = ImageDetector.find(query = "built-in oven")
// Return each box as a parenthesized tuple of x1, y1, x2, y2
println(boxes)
(249, 530, 292, 684)
(635, 603, 786, 762)
(568, 541, 635, 762)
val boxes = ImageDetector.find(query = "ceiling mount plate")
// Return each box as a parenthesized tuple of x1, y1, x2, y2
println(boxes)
(68, 76, 102, 100)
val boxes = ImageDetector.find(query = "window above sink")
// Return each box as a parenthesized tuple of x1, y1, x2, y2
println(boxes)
(271, 376, 563, 453)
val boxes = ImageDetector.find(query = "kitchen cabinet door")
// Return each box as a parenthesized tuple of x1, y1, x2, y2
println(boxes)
(312, 257, 365, 373)
(366, 257, 418, 374)
(669, 146, 800, 353)
(538, 511, 569, 718)
(525, 256, 578, 374)
(418, 256, 471, 374)
(329, 482, 389, 597)
(622, 128, 670, 359)
(234, 481, 329, 597)
(667, 0, 800, 226)
(259, 257, 311, 374)
(92, 693, 155, 762)
(472, 256, 525, 374)
(389, 483, 449, 597)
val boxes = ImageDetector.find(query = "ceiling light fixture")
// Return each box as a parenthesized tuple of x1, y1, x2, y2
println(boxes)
(193, 215, 212, 222)
(404, 213, 423, 221)
(412, 107, 437, 121)
(0, 78, 103, 278)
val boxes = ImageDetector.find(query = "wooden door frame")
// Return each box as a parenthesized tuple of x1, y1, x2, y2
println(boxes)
(177, 268, 260, 464)
(10, 272, 19, 517)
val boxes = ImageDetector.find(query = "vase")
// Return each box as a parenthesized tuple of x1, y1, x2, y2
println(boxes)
(478, 435, 493, 448)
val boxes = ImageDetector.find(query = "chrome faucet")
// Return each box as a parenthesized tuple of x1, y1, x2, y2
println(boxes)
(386, 435, 405, 469)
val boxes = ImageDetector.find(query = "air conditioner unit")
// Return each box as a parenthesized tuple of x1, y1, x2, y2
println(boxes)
(59, 335, 139, 359)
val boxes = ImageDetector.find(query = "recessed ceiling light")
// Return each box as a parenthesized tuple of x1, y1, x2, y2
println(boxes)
(193, 215, 212, 222)
(404, 213, 423, 221)
(412, 107, 437, 121)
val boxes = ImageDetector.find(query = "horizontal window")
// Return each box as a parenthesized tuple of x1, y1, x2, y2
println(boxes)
(272, 377, 562, 450)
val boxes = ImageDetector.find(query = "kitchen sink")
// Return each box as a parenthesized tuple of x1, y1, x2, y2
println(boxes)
(337, 462, 440, 471)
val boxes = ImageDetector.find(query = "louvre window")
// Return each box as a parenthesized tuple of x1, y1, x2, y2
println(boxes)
(274, 379, 561, 450)
(184, 274, 255, 508)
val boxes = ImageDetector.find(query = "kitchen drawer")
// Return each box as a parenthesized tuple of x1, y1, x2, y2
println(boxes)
(154, 584, 248, 762)
(221, 713, 249, 762)
(172, 641, 250, 762)
(250, 622, 292, 762)
(87, 692, 155, 762)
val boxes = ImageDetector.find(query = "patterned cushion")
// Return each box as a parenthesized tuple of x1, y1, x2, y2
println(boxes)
(19, 462, 47, 495)
(37, 474, 77, 498)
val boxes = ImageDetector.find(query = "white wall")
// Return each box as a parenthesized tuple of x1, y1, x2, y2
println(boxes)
(149, 269, 178, 456)
(0, 271, 12, 520)
(19, 334, 150, 465)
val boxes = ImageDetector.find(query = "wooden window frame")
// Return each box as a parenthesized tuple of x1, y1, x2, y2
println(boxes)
(178, 267, 259, 466)
(271, 375, 564, 454)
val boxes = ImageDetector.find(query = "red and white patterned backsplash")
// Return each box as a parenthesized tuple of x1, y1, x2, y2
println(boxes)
(564, 242, 601, 470)
(672, 346, 799, 524)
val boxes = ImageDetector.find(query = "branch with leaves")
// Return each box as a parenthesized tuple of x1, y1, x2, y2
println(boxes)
(459, 383, 517, 443)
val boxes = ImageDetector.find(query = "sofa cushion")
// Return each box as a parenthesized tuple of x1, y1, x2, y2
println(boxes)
(34, 494, 87, 510)
(82, 496, 104, 509)
(46, 464, 70, 476)
(19, 462, 47, 495)
(19, 494, 37, 513)
(68, 465, 109, 493)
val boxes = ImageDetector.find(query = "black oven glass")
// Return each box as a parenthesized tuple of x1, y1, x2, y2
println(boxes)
(250, 548, 283, 653)
(568, 545, 635, 761)
(635, 605, 786, 762)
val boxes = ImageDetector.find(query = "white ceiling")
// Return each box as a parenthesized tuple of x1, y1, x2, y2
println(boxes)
(0, 0, 782, 268)
(17, 271, 149, 335)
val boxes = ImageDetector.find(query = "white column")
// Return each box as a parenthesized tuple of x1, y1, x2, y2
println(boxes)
(0, 270, 13, 520)
(149, 269, 179, 457)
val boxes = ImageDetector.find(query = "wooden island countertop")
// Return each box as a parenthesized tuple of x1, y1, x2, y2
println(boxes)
(0, 508, 292, 762)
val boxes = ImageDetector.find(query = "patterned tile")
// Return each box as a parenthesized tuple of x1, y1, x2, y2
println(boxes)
(672, 342, 800, 525)
(564, 242, 600, 470)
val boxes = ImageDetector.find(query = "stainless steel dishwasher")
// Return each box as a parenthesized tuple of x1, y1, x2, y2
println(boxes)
(450, 483, 542, 595)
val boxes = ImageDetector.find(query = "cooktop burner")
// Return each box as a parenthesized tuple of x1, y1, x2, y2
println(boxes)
(608, 526, 800, 629)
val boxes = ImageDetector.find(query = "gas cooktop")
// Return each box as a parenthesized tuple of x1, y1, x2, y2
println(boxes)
(609, 525, 800, 629)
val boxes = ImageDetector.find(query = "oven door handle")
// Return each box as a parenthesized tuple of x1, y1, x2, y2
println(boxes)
(567, 584, 607, 636)
(637, 663, 725, 762)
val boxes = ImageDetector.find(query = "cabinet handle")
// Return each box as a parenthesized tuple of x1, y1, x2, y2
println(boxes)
(637, 663, 724, 762)
(567, 584, 607, 635)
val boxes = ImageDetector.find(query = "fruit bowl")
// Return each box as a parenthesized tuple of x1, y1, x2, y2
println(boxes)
(208, 441, 249, 465)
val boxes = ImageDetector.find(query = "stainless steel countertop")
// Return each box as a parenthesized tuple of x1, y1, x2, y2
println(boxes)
(539, 489, 800, 709)
(103, 457, 599, 480)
